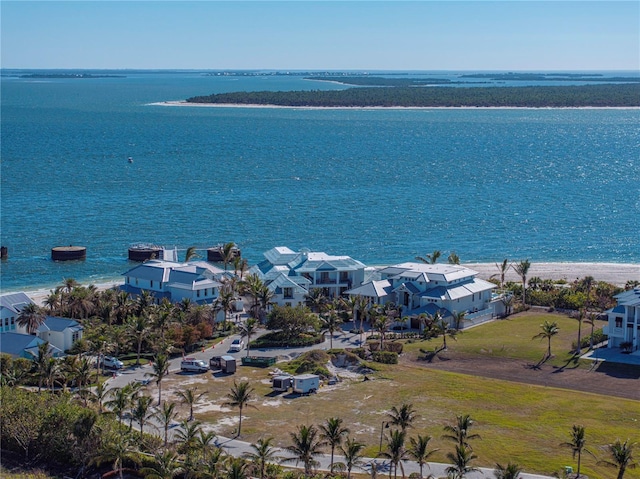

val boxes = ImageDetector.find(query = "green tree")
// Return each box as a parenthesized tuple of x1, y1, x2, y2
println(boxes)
(512, 260, 531, 307)
(305, 288, 328, 315)
(283, 424, 327, 477)
(154, 401, 178, 448)
(387, 403, 418, 433)
(126, 314, 151, 366)
(131, 395, 154, 440)
(491, 259, 510, 290)
(442, 414, 481, 449)
(320, 309, 344, 350)
(92, 431, 139, 479)
(238, 318, 260, 357)
(493, 462, 523, 479)
(448, 252, 460, 264)
(452, 311, 467, 331)
(416, 250, 441, 264)
(445, 444, 479, 479)
(598, 439, 637, 479)
(140, 450, 183, 479)
(532, 320, 559, 359)
(223, 381, 256, 436)
(243, 437, 280, 479)
(177, 386, 206, 422)
(17, 303, 47, 335)
(378, 429, 408, 479)
(146, 353, 170, 405)
(339, 437, 366, 479)
(226, 457, 250, 479)
(561, 425, 593, 478)
(408, 434, 437, 479)
(319, 416, 350, 472)
(185, 246, 199, 262)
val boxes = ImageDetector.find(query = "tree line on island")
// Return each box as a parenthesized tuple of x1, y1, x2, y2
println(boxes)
(186, 84, 640, 108)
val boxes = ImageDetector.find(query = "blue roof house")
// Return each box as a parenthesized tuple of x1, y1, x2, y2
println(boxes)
(0, 332, 62, 359)
(37, 316, 83, 353)
(0, 292, 35, 334)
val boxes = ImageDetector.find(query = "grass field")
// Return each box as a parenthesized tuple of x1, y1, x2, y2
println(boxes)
(157, 312, 640, 478)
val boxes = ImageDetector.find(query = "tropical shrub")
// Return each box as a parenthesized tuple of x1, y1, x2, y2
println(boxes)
(372, 351, 398, 364)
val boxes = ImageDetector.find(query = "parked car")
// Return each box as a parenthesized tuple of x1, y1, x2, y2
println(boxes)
(100, 356, 124, 370)
(181, 358, 209, 373)
(229, 338, 244, 352)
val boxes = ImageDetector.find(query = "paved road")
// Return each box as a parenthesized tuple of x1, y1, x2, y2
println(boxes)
(103, 330, 554, 479)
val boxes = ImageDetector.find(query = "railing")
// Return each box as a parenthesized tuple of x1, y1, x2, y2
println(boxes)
(316, 278, 337, 285)
(466, 307, 493, 320)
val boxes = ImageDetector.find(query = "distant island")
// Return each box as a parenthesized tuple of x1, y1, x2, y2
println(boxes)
(18, 73, 124, 79)
(186, 83, 640, 108)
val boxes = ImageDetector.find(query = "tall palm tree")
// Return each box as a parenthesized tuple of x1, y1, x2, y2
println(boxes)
(90, 381, 109, 413)
(305, 288, 328, 315)
(175, 419, 203, 456)
(585, 311, 598, 350)
(532, 320, 559, 359)
(408, 434, 437, 479)
(598, 439, 637, 479)
(92, 431, 139, 479)
(493, 462, 523, 479)
(491, 259, 510, 290)
(215, 287, 235, 331)
(445, 444, 479, 479)
(283, 424, 327, 477)
(452, 311, 467, 331)
(140, 450, 184, 479)
(105, 387, 130, 425)
(319, 417, 350, 472)
(448, 252, 460, 265)
(561, 425, 592, 478)
(126, 314, 151, 366)
(433, 312, 456, 351)
(33, 341, 52, 392)
(574, 309, 585, 355)
(154, 401, 178, 448)
(226, 457, 250, 479)
(131, 395, 154, 440)
(442, 414, 481, 449)
(320, 310, 343, 350)
(340, 437, 366, 479)
(221, 242, 238, 271)
(243, 437, 279, 479)
(17, 303, 47, 335)
(378, 429, 408, 479)
(415, 250, 441, 264)
(512, 260, 531, 307)
(238, 318, 259, 357)
(387, 403, 418, 433)
(223, 381, 256, 436)
(177, 386, 206, 422)
(146, 353, 170, 405)
(374, 315, 392, 350)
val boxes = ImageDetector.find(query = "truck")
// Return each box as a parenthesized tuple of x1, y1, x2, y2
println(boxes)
(272, 375, 293, 392)
(181, 358, 209, 373)
(210, 355, 236, 374)
(292, 374, 320, 394)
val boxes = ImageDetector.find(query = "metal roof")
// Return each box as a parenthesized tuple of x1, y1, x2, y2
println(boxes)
(0, 292, 35, 314)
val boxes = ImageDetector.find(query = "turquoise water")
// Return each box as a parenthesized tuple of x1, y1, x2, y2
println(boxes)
(1, 72, 639, 292)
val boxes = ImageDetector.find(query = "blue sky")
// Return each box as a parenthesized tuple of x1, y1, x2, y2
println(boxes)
(1, 1, 638, 70)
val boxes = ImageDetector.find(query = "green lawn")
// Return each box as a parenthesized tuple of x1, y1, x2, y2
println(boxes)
(162, 312, 639, 479)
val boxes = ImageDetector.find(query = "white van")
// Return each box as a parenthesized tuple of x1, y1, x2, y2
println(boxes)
(180, 358, 209, 373)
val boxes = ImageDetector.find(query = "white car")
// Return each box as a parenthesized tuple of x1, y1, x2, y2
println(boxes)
(180, 358, 209, 373)
(229, 338, 244, 352)
(101, 356, 124, 370)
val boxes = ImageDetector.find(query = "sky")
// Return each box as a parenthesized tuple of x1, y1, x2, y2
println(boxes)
(1, 1, 638, 71)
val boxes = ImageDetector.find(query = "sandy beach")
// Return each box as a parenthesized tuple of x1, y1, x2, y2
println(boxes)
(23, 262, 638, 306)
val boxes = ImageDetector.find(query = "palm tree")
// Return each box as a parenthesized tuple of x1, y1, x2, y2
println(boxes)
(320, 310, 343, 349)
(442, 414, 481, 449)
(215, 287, 235, 330)
(378, 429, 408, 479)
(90, 382, 109, 413)
(416, 250, 441, 264)
(445, 444, 479, 479)
(585, 311, 598, 350)
(374, 315, 392, 350)
(452, 310, 466, 331)
(493, 462, 523, 479)
(598, 439, 637, 479)
(491, 259, 510, 290)
(146, 353, 170, 405)
(512, 260, 531, 307)
(433, 312, 456, 351)
(243, 437, 279, 479)
(126, 314, 151, 366)
(177, 386, 206, 422)
(33, 341, 52, 392)
(92, 431, 139, 479)
(561, 425, 592, 478)
(532, 320, 559, 359)
(283, 424, 327, 477)
(175, 419, 203, 455)
(185, 246, 199, 262)
(448, 252, 460, 264)
(154, 401, 178, 448)
(105, 387, 129, 425)
(574, 309, 585, 355)
(305, 288, 328, 315)
(340, 437, 366, 479)
(319, 417, 350, 472)
(387, 403, 418, 433)
(131, 395, 154, 440)
(220, 242, 238, 271)
(200, 447, 227, 479)
(223, 381, 256, 436)
(408, 435, 437, 479)
(17, 303, 47, 334)
(238, 318, 259, 357)
(140, 450, 184, 479)
(226, 457, 250, 479)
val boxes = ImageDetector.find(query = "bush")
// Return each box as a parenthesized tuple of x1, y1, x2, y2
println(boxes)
(384, 342, 404, 354)
(372, 351, 398, 364)
(571, 329, 608, 350)
(251, 331, 323, 348)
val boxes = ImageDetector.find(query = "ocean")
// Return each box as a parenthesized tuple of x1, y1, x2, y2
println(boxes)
(1, 71, 639, 292)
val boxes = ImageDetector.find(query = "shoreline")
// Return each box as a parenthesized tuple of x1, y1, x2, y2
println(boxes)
(19, 262, 639, 306)
(150, 100, 640, 111)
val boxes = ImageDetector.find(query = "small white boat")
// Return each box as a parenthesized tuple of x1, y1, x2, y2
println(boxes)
(128, 157, 133, 163)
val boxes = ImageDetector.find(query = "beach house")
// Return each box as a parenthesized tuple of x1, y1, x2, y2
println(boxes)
(249, 246, 367, 307)
(606, 287, 640, 352)
(37, 316, 83, 353)
(1, 291, 35, 334)
(121, 260, 228, 305)
(344, 262, 498, 328)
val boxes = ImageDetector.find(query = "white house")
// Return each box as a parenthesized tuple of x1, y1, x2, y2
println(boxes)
(249, 246, 367, 307)
(345, 262, 498, 328)
(1, 292, 35, 334)
(606, 287, 640, 352)
(37, 316, 83, 353)
(0, 332, 63, 359)
(121, 260, 227, 305)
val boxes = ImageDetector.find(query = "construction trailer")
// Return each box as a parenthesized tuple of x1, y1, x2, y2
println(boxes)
(292, 374, 320, 394)
(272, 375, 293, 392)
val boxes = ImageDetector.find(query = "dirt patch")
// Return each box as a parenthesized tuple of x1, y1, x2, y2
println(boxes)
(415, 352, 640, 401)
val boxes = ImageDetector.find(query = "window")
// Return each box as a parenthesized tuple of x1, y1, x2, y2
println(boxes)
(204, 288, 208, 297)
(72, 331, 80, 343)
(320, 272, 330, 283)
(197, 290, 201, 298)
(285, 302, 292, 307)
(340, 272, 349, 282)
(615, 317, 623, 328)
(150, 280, 154, 288)
(135, 278, 139, 286)
(284, 287, 293, 299)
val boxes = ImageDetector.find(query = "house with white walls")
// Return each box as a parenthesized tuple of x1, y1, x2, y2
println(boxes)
(121, 260, 228, 305)
(345, 262, 498, 328)
(249, 246, 366, 307)
(37, 316, 83, 353)
(0, 292, 34, 334)
(606, 287, 640, 352)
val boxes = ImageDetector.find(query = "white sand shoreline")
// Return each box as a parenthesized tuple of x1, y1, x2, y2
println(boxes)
(17, 262, 639, 306)
(150, 100, 640, 111)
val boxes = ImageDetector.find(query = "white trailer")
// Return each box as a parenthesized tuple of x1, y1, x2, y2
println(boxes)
(292, 374, 320, 394)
